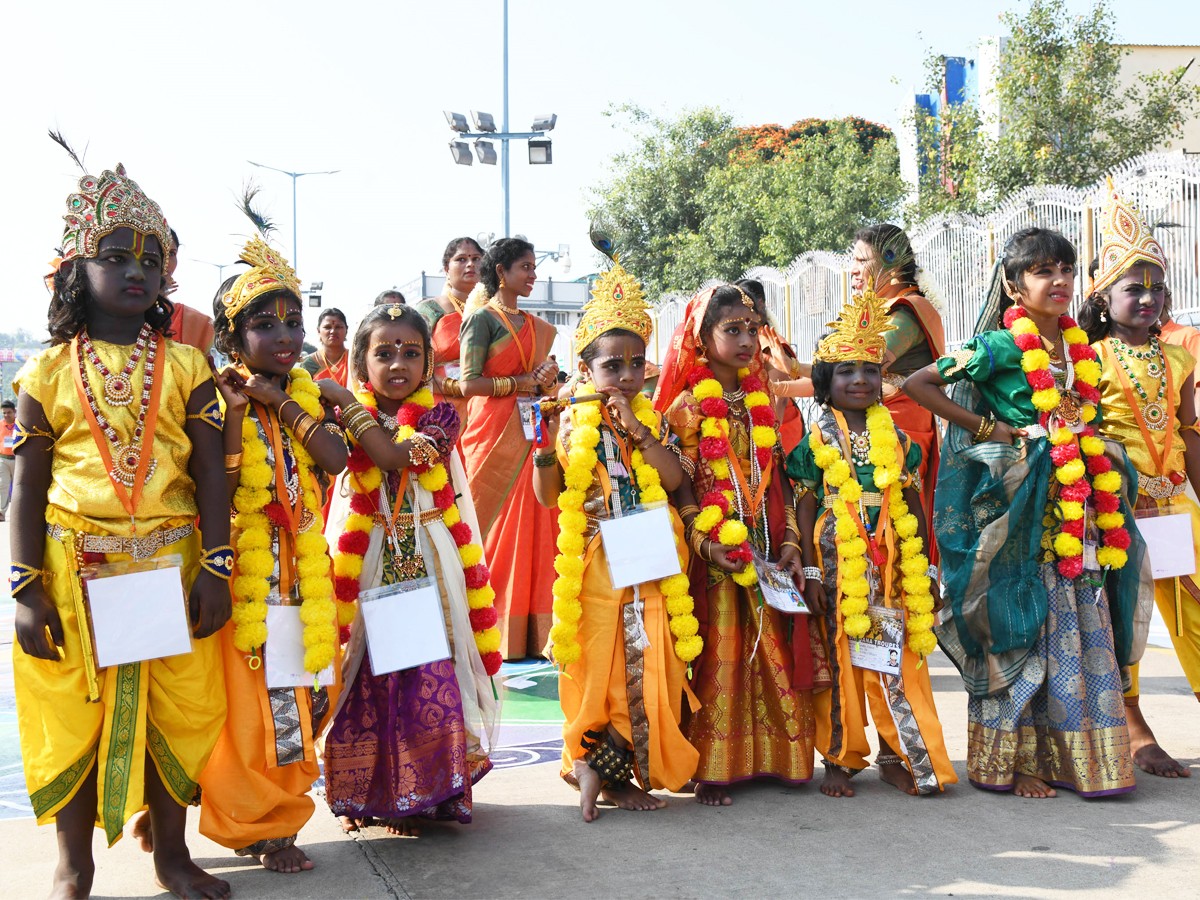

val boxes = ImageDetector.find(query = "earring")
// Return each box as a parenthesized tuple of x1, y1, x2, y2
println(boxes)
(1099, 310, 1107, 323)
(500, 276, 507, 290)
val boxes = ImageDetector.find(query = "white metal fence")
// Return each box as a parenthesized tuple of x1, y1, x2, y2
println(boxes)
(648, 152, 1200, 359)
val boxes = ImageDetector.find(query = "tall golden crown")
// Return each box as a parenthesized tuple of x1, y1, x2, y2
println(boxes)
(574, 259, 653, 355)
(221, 237, 302, 321)
(1092, 177, 1168, 294)
(61, 164, 173, 262)
(814, 285, 895, 364)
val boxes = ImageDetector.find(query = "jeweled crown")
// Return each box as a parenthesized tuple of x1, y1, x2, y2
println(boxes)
(1092, 177, 1168, 294)
(221, 237, 303, 321)
(61, 164, 173, 262)
(574, 259, 653, 355)
(814, 286, 896, 364)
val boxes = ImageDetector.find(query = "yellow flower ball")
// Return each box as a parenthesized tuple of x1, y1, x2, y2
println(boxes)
(557, 532, 585, 557)
(700, 418, 724, 439)
(900, 553, 927, 577)
(718, 519, 748, 547)
(299, 577, 333, 603)
(660, 573, 691, 597)
(826, 460, 851, 487)
(641, 485, 668, 504)
(909, 631, 939, 657)
(233, 575, 270, 604)
(842, 576, 869, 598)
(241, 462, 273, 490)
(813, 444, 840, 469)
(844, 613, 871, 639)
(459, 544, 483, 568)
(731, 565, 758, 586)
(337, 602, 357, 626)
(694, 506, 724, 534)
(744, 390, 770, 409)
(710, 458, 731, 479)
(467, 585, 496, 609)
(1055, 458, 1087, 485)
(1031, 388, 1061, 412)
(1081, 404, 1097, 423)
(669, 614, 700, 638)
(474, 626, 502, 655)
(1093, 471, 1121, 493)
(665, 593, 695, 618)
(233, 619, 268, 652)
(558, 509, 588, 535)
(635, 464, 661, 488)
(395, 425, 415, 442)
(906, 594, 935, 615)
(441, 504, 461, 527)
(573, 423, 600, 449)
(554, 555, 585, 578)
(238, 548, 275, 579)
(230, 601, 264, 626)
(835, 514, 858, 541)
(692, 378, 722, 401)
(902, 575, 931, 596)
(841, 557, 867, 580)
(1053, 533, 1084, 558)
(552, 574, 583, 601)
(1078, 435, 1105, 458)
(557, 489, 586, 513)
(1059, 500, 1085, 521)
(1096, 512, 1125, 531)
(1062, 326, 1088, 346)
(873, 466, 895, 488)
(298, 554, 330, 580)
(1021, 349, 1051, 372)
(1073, 358, 1101, 385)
(234, 486, 271, 513)
(418, 466, 449, 493)
(1096, 546, 1127, 569)
(840, 481, 863, 503)
(567, 445, 598, 471)
(1010, 318, 1039, 336)
(1049, 427, 1075, 446)
(751, 425, 776, 449)
(357, 468, 383, 491)
(564, 465, 592, 491)
(894, 514, 919, 539)
(295, 531, 328, 557)
(907, 612, 936, 634)
(552, 596, 583, 624)
(675, 634, 703, 663)
(839, 537, 867, 559)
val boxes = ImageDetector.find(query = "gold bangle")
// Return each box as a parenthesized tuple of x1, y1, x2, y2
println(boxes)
(278, 398, 304, 425)
(224, 452, 243, 468)
(348, 416, 380, 442)
(290, 413, 317, 445)
(343, 409, 374, 433)
(407, 433, 440, 467)
(441, 377, 461, 398)
(678, 504, 701, 519)
(492, 375, 514, 397)
(780, 541, 803, 553)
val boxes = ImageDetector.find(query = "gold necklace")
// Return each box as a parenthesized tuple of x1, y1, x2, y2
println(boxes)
(445, 291, 466, 314)
(490, 297, 521, 315)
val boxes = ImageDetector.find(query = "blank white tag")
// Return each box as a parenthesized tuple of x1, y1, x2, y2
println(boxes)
(1135, 511, 1196, 579)
(599, 504, 682, 589)
(87, 566, 192, 668)
(517, 396, 536, 441)
(265, 606, 336, 688)
(848, 606, 904, 675)
(360, 579, 451, 676)
(754, 554, 809, 614)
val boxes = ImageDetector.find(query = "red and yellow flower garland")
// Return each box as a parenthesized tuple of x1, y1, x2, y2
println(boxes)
(548, 385, 702, 666)
(231, 368, 337, 674)
(332, 386, 503, 675)
(1004, 307, 1130, 575)
(688, 365, 776, 587)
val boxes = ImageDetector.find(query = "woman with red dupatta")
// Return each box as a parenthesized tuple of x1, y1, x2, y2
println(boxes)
(654, 284, 818, 806)
(851, 225, 944, 551)
(301, 308, 351, 387)
(458, 238, 560, 658)
(416, 237, 484, 432)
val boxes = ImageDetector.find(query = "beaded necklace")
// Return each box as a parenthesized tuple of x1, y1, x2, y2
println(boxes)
(1110, 336, 1167, 430)
(80, 323, 152, 407)
(77, 328, 159, 488)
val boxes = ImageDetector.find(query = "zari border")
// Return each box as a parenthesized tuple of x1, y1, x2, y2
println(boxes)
(30, 746, 97, 821)
(147, 721, 200, 806)
(622, 597, 650, 789)
(102, 662, 141, 845)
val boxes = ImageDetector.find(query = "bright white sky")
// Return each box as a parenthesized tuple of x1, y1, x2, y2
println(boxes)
(4, 0, 1198, 340)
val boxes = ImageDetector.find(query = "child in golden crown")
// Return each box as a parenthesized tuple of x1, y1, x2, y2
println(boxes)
(905, 228, 1152, 799)
(13, 140, 231, 898)
(532, 241, 700, 821)
(1078, 182, 1200, 779)
(786, 289, 956, 798)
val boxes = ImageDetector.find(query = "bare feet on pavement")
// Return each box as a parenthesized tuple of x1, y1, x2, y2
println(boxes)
(258, 845, 314, 874)
(821, 766, 856, 798)
(878, 760, 919, 795)
(155, 855, 231, 899)
(693, 783, 733, 806)
(1012, 773, 1057, 798)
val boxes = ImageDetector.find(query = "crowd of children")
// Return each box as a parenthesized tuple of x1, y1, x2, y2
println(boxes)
(9, 151, 1200, 899)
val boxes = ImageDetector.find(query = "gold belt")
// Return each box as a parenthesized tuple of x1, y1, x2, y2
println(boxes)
(1138, 473, 1187, 501)
(46, 522, 195, 560)
(825, 491, 885, 508)
(374, 507, 444, 529)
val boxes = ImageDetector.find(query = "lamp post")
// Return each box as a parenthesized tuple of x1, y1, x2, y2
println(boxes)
(443, 0, 556, 237)
(191, 258, 233, 285)
(246, 161, 340, 273)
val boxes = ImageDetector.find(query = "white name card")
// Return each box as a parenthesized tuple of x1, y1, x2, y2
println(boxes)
(265, 606, 337, 689)
(360, 579, 452, 676)
(1135, 511, 1196, 580)
(86, 563, 192, 668)
(754, 554, 809, 614)
(848, 605, 905, 675)
(599, 504, 682, 589)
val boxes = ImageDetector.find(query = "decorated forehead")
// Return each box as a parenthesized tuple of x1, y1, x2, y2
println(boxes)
(61, 164, 173, 263)
(1092, 177, 1168, 294)
(221, 237, 302, 323)
(814, 288, 896, 364)
(574, 259, 653, 356)
(712, 284, 762, 325)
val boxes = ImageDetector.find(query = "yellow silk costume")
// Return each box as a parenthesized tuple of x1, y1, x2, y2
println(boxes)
(1095, 340, 1200, 694)
(554, 413, 700, 792)
(12, 340, 225, 846)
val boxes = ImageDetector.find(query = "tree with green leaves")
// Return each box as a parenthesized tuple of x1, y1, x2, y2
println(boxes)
(589, 107, 905, 300)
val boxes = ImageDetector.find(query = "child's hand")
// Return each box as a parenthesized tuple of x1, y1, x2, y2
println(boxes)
(803, 578, 827, 616)
(317, 378, 354, 409)
(601, 387, 639, 433)
(242, 374, 288, 407)
(189, 570, 232, 639)
(212, 364, 249, 413)
(14, 586, 64, 661)
(777, 543, 805, 589)
(533, 360, 559, 390)
(707, 542, 745, 575)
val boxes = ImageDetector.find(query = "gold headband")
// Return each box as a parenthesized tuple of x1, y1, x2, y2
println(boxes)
(221, 237, 302, 322)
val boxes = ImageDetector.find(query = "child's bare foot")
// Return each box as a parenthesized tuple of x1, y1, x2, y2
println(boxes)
(154, 856, 231, 899)
(821, 765, 856, 797)
(601, 781, 667, 811)
(693, 783, 732, 806)
(877, 758, 919, 795)
(50, 861, 94, 900)
(258, 845, 314, 874)
(382, 818, 420, 836)
(338, 816, 380, 832)
(1126, 701, 1190, 777)
(1012, 773, 1057, 798)
(573, 759, 603, 822)
(132, 811, 154, 852)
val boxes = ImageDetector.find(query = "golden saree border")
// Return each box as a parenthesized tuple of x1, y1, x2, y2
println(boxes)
(967, 720, 1134, 796)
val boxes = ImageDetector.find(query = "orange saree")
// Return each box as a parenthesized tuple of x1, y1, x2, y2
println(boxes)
(459, 309, 560, 658)
(416, 299, 469, 431)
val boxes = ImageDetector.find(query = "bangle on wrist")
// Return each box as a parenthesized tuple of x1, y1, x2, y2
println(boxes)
(802, 565, 822, 581)
(533, 451, 558, 468)
(926, 564, 939, 580)
(199, 545, 235, 581)
(224, 452, 243, 469)
(780, 540, 803, 553)
(9, 563, 52, 595)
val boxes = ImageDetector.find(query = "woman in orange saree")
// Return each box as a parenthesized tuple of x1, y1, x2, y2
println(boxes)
(300, 308, 351, 388)
(416, 237, 484, 431)
(459, 238, 561, 658)
(851, 225, 944, 554)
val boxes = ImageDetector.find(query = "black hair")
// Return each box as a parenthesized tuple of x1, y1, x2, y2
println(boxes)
(442, 236, 485, 269)
(699, 284, 766, 347)
(480, 237, 535, 295)
(855, 223, 918, 287)
(47, 257, 175, 346)
(210, 270, 302, 359)
(811, 358, 835, 406)
(1078, 256, 1163, 344)
(579, 327, 644, 365)
(374, 289, 406, 307)
(169, 228, 180, 252)
(317, 307, 348, 328)
(1001, 228, 1076, 291)
(350, 304, 433, 386)
(1, 400, 14, 409)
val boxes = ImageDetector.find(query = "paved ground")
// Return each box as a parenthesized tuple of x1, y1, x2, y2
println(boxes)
(2, 517, 1200, 899)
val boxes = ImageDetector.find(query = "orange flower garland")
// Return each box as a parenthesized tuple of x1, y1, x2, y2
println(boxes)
(688, 365, 777, 586)
(332, 387, 503, 675)
(1004, 307, 1129, 575)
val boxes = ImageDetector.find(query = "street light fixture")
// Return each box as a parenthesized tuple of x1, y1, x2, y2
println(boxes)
(528, 139, 553, 165)
(246, 160, 340, 273)
(472, 111, 497, 132)
(306, 281, 324, 308)
(444, 111, 470, 133)
(531, 114, 557, 132)
(475, 140, 498, 166)
(449, 141, 474, 166)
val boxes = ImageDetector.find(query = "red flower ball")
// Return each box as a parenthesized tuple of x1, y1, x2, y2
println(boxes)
(1059, 481, 1091, 503)
(741, 375, 764, 393)
(700, 397, 727, 418)
(469, 606, 499, 631)
(434, 484, 457, 510)
(449, 521, 473, 546)
(756, 446, 773, 469)
(465, 565, 490, 590)
(1094, 492, 1120, 514)
(349, 492, 375, 515)
(345, 447, 374, 473)
(1087, 454, 1112, 475)
(339, 625, 352, 644)
(1027, 369, 1056, 391)
(1103, 527, 1131, 550)
(1060, 518, 1085, 538)
(1013, 333, 1041, 352)
(1057, 556, 1084, 579)
(1050, 443, 1080, 465)
(749, 405, 774, 426)
(481, 650, 503, 676)
(339, 529, 370, 556)
(701, 491, 731, 515)
(1003, 307, 1025, 328)
(1075, 383, 1100, 404)
(335, 575, 360, 603)
(397, 403, 424, 427)
(688, 366, 715, 388)
(263, 501, 290, 529)
(699, 436, 728, 460)
(1067, 342, 1093, 363)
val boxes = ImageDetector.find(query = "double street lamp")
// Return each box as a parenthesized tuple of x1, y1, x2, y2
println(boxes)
(246, 160, 340, 274)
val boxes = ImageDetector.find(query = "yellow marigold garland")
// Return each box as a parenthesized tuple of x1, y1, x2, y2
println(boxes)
(548, 383, 702, 666)
(811, 404, 938, 658)
(231, 368, 337, 674)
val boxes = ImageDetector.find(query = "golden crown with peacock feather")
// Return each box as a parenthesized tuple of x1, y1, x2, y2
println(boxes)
(814, 285, 896, 364)
(573, 226, 653, 355)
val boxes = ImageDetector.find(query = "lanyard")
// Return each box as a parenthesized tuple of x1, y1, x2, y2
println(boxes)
(726, 411, 771, 520)
(492, 307, 534, 373)
(70, 334, 164, 531)
(1102, 340, 1175, 474)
